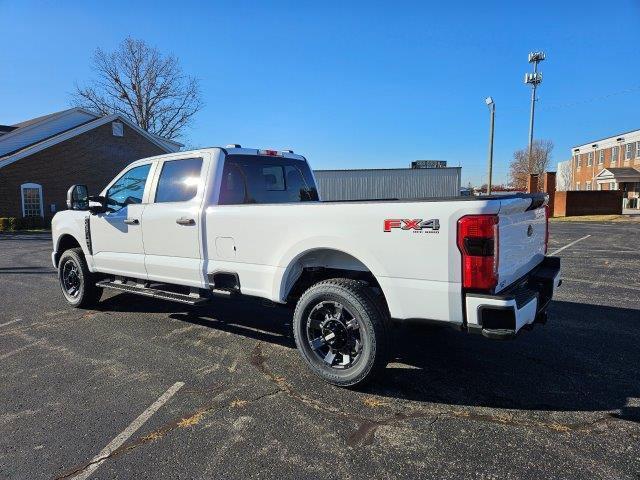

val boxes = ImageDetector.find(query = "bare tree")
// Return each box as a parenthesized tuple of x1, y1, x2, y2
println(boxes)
(556, 159, 573, 191)
(509, 139, 554, 191)
(73, 37, 202, 140)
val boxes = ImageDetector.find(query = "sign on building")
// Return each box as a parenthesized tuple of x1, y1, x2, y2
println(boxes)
(411, 160, 447, 169)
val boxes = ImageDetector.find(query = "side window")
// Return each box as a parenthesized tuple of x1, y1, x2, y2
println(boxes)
(106, 164, 151, 213)
(155, 158, 203, 203)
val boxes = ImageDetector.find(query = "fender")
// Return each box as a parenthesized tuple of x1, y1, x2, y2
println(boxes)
(51, 210, 95, 270)
(272, 235, 389, 303)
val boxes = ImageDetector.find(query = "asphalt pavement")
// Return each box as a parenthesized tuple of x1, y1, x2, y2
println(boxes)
(0, 221, 639, 479)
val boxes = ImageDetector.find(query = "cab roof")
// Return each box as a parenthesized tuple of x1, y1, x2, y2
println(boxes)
(128, 146, 307, 167)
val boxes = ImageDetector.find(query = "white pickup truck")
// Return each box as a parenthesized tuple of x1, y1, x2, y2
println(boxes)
(52, 146, 561, 386)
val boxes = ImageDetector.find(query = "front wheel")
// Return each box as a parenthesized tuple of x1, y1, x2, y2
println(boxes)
(293, 278, 390, 388)
(58, 248, 102, 308)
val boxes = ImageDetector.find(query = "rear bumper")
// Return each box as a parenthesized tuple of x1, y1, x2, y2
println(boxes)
(465, 256, 561, 339)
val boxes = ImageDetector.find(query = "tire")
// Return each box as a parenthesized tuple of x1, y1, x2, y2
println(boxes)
(58, 247, 102, 308)
(293, 278, 390, 388)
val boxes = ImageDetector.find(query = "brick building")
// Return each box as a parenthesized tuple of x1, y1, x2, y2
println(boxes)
(0, 108, 180, 221)
(568, 129, 640, 204)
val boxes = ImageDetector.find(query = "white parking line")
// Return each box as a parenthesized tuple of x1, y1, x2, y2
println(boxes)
(70, 381, 184, 480)
(549, 234, 591, 256)
(0, 319, 21, 328)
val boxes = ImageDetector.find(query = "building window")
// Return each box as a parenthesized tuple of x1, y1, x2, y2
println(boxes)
(626, 143, 633, 161)
(611, 182, 617, 190)
(112, 121, 124, 137)
(598, 150, 604, 164)
(636, 141, 640, 159)
(587, 152, 593, 166)
(20, 183, 44, 217)
(576, 155, 581, 168)
(611, 146, 619, 165)
(576, 182, 580, 190)
(586, 181, 592, 190)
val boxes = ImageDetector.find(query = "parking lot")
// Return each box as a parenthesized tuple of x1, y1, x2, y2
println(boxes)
(1, 221, 639, 479)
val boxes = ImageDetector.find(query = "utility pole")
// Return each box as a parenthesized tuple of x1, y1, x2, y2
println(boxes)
(524, 52, 545, 179)
(485, 97, 495, 195)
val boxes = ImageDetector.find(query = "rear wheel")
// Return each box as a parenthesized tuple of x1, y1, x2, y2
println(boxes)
(58, 248, 102, 308)
(293, 278, 390, 387)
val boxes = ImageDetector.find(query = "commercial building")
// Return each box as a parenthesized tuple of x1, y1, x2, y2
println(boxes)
(313, 166, 461, 201)
(568, 129, 640, 204)
(0, 108, 180, 222)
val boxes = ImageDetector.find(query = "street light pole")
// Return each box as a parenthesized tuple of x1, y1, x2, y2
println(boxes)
(485, 97, 495, 195)
(525, 52, 545, 168)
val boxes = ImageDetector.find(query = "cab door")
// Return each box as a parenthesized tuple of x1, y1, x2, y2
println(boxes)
(91, 162, 156, 278)
(141, 155, 208, 287)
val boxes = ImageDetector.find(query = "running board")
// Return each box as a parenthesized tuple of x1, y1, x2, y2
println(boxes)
(96, 280, 210, 305)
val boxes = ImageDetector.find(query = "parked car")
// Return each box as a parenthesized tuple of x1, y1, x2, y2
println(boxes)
(51, 146, 561, 386)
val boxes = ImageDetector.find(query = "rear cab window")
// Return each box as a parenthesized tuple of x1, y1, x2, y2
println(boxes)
(219, 155, 319, 205)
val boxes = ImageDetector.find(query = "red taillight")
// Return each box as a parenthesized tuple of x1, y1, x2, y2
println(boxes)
(544, 204, 550, 254)
(457, 214, 499, 290)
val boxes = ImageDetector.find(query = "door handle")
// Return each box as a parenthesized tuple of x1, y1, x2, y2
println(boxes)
(176, 217, 195, 226)
(123, 218, 139, 225)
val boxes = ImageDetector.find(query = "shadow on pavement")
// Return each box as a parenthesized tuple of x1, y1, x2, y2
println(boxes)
(0, 266, 56, 274)
(371, 300, 640, 423)
(96, 294, 640, 421)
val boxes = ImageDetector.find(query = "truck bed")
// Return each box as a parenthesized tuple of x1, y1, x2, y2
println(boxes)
(321, 192, 546, 205)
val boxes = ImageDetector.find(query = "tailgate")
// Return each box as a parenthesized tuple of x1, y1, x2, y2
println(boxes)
(496, 196, 547, 292)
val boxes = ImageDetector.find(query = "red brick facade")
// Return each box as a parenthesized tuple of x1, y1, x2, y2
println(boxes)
(0, 122, 166, 220)
(571, 140, 640, 191)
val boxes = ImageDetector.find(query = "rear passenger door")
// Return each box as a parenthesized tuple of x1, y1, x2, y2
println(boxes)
(141, 155, 208, 287)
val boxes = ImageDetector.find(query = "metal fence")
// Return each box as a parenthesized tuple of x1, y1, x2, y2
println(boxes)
(313, 167, 461, 201)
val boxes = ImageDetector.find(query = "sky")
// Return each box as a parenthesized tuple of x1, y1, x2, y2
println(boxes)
(1, 0, 639, 186)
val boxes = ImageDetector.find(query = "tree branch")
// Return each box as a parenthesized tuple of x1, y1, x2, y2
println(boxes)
(71, 37, 202, 141)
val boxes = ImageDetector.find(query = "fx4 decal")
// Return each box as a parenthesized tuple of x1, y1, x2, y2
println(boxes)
(384, 219, 441, 233)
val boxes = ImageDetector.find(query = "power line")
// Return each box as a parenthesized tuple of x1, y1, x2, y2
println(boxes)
(538, 85, 640, 111)
(499, 84, 640, 112)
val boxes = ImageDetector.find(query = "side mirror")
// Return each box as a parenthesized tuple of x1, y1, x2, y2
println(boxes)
(88, 195, 108, 215)
(66, 185, 89, 210)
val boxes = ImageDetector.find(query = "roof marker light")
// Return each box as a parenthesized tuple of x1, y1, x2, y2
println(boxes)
(258, 149, 281, 156)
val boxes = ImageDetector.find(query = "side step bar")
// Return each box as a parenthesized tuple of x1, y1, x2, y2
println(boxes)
(96, 280, 210, 305)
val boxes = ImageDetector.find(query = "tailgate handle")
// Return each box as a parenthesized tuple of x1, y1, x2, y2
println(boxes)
(123, 218, 139, 225)
(176, 217, 196, 226)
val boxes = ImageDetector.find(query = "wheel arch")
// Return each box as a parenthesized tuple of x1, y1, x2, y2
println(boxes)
(277, 247, 389, 313)
(54, 234, 83, 268)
